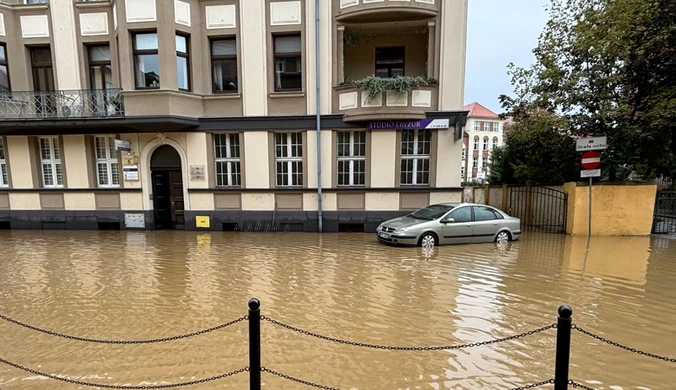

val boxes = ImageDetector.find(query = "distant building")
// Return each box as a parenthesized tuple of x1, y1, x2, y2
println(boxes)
(461, 103, 504, 183)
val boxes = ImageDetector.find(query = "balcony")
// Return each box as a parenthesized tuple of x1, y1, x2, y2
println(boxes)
(337, 0, 439, 23)
(334, 84, 438, 122)
(0, 89, 125, 120)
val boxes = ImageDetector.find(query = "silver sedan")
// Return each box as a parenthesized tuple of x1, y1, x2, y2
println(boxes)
(376, 203, 521, 247)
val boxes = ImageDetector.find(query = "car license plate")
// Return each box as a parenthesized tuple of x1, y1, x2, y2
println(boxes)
(379, 232, 390, 239)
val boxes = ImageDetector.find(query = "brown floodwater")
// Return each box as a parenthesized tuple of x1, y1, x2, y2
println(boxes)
(0, 230, 675, 389)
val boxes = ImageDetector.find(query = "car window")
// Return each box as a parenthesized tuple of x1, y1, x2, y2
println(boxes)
(448, 207, 472, 223)
(409, 204, 455, 220)
(492, 209, 504, 219)
(474, 206, 498, 221)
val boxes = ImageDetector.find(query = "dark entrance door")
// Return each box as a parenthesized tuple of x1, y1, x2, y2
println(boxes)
(150, 145, 184, 230)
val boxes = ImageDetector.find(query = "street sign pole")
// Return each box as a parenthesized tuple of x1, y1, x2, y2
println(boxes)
(588, 177, 592, 236)
(579, 145, 604, 237)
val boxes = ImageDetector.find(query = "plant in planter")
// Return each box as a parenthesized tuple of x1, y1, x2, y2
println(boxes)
(344, 76, 438, 103)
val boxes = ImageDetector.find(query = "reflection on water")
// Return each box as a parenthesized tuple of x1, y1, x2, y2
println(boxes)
(0, 231, 674, 389)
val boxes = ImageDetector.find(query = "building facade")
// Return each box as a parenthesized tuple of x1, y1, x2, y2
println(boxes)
(461, 102, 503, 183)
(0, 0, 468, 232)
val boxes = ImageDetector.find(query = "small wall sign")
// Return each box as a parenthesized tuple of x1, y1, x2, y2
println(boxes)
(196, 216, 211, 229)
(123, 165, 139, 181)
(115, 139, 131, 152)
(190, 165, 205, 181)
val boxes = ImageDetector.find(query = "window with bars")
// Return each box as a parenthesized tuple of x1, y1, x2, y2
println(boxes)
(400, 129, 431, 186)
(40, 137, 63, 188)
(214, 133, 241, 187)
(275, 133, 303, 187)
(0, 138, 7, 187)
(95, 136, 120, 187)
(337, 131, 366, 186)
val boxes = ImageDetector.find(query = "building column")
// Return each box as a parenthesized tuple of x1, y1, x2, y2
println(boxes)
(337, 25, 345, 84)
(427, 21, 436, 78)
(50, 0, 82, 89)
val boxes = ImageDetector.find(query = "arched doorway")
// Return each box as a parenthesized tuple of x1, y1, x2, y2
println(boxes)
(150, 145, 184, 230)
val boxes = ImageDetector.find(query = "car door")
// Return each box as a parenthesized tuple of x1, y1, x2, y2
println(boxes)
(471, 206, 501, 243)
(440, 206, 474, 244)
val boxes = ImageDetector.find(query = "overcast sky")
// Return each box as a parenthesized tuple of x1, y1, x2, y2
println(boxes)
(464, 0, 549, 114)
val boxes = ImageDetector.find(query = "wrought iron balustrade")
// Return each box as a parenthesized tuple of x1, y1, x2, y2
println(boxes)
(0, 89, 125, 120)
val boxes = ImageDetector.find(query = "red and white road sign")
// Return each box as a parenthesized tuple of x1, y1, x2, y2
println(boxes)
(581, 151, 601, 170)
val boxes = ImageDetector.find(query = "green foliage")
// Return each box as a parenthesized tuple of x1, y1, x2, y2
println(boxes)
(489, 111, 579, 185)
(500, 0, 676, 181)
(344, 76, 438, 103)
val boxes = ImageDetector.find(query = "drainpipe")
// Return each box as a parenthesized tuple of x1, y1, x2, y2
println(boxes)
(315, 0, 323, 233)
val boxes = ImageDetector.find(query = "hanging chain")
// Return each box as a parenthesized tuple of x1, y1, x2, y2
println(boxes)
(508, 379, 554, 390)
(0, 356, 248, 389)
(261, 367, 341, 390)
(262, 316, 556, 351)
(0, 313, 248, 344)
(568, 380, 599, 390)
(572, 325, 676, 362)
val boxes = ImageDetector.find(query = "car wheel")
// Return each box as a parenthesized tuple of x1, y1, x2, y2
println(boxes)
(496, 231, 511, 244)
(419, 233, 438, 247)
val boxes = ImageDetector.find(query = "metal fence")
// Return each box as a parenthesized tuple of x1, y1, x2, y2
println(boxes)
(0, 89, 124, 119)
(653, 190, 676, 234)
(1, 299, 673, 389)
(509, 186, 568, 234)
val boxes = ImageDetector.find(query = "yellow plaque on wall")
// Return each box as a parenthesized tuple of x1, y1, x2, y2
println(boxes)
(196, 216, 211, 229)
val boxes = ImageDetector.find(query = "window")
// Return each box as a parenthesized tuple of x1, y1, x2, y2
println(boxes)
(493, 136, 499, 149)
(88, 45, 112, 90)
(95, 136, 120, 187)
(473, 121, 479, 131)
(473, 206, 502, 221)
(473, 136, 479, 150)
(274, 35, 302, 91)
(448, 207, 472, 223)
(400, 129, 431, 185)
(483, 137, 489, 150)
(0, 138, 7, 187)
(275, 133, 303, 187)
(0, 43, 10, 93)
(473, 156, 478, 168)
(133, 32, 160, 89)
(39, 137, 63, 188)
(31, 47, 54, 115)
(337, 131, 366, 186)
(494, 122, 500, 132)
(461, 146, 466, 160)
(176, 34, 190, 91)
(24, 0, 47, 3)
(375, 46, 404, 78)
(211, 38, 238, 93)
(483, 122, 489, 131)
(214, 133, 241, 187)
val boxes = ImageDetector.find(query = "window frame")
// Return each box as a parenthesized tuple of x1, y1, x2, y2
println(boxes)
(273, 34, 303, 92)
(0, 137, 7, 188)
(175, 33, 191, 92)
(472, 156, 478, 168)
(473, 121, 479, 131)
(210, 37, 238, 94)
(0, 43, 11, 93)
(87, 44, 112, 90)
(39, 136, 63, 188)
(473, 136, 479, 150)
(275, 132, 303, 187)
(132, 32, 160, 90)
(214, 133, 242, 187)
(94, 135, 120, 188)
(375, 46, 405, 78)
(483, 137, 489, 150)
(399, 129, 431, 186)
(483, 122, 490, 131)
(30, 46, 54, 92)
(337, 130, 366, 187)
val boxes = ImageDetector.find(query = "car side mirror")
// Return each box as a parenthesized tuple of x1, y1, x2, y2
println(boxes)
(442, 218, 455, 224)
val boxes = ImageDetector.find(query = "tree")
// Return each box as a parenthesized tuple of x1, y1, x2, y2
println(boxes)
(488, 111, 579, 185)
(500, 0, 676, 181)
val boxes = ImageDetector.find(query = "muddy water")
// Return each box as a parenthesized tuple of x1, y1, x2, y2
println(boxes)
(0, 231, 675, 389)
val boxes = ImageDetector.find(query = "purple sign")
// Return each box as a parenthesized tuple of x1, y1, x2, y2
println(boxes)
(367, 119, 450, 130)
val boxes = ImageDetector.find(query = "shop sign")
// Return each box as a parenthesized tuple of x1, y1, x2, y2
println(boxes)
(367, 119, 450, 130)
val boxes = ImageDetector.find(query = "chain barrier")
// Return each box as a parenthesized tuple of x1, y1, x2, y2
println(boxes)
(261, 316, 556, 351)
(569, 380, 599, 390)
(508, 379, 554, 390)
(0, 313, 248, 344)
(0, 356, 248, 389)
(572, 325, 676, 363)
(261, 367, 341, 390)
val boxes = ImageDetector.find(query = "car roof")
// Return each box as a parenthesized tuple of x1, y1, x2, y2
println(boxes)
(434, 202, 498, 208)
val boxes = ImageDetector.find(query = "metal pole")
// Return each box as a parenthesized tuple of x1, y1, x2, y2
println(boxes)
(248, 298, 261, 390)
(588, 177, 592, 236)
(315, 0, 323, 233)
(554, 305, 572, 390)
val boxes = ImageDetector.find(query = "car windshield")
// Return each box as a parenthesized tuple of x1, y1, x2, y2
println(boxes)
(409, 205, 455, 221)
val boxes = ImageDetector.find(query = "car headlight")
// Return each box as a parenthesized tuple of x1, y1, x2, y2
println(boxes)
(377, 223, 384, 231)
(395, 226, 410, 234)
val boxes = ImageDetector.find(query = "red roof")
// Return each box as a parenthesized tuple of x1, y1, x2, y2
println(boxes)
(463, 102, 500, 119)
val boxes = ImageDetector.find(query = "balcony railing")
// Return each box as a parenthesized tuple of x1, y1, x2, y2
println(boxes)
(334, 85, 438, 122)
(0, 89, 125, 120)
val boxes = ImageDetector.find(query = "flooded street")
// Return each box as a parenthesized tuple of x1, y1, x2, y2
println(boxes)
(0, 231, 675, 389)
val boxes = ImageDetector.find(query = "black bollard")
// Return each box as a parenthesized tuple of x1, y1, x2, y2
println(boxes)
(554, 305, 572, 390)
(249, 298, 261, 390)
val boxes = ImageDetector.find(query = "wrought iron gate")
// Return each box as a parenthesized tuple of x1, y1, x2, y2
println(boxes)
(509, 186, 568, 234)
(653, 190, 676, 234)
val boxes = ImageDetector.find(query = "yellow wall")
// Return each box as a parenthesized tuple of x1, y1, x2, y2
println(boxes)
(435, 128, 462, 187)
(365, 192, 399, 210)
(243, 131, 270, 189)
(63, 135, 90, 188)
(6, 136, 35, 188)
(370, 131, 396, 187)
(64, 193, 96, 210)
(565, 182, 657, 236)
